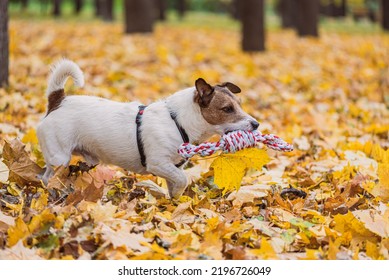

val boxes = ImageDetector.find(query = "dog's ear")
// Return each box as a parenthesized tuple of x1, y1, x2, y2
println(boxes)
(219, 82, 241, 94)
(195, 78, 215, 108)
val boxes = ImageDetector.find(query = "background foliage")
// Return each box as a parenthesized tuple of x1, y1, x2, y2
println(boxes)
(0, 3, 388, 260)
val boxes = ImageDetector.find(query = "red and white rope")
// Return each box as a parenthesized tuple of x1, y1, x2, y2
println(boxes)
(178, 130, 293, 159)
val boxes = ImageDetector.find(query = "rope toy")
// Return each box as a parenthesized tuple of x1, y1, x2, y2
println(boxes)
(178, 130, 293, 159)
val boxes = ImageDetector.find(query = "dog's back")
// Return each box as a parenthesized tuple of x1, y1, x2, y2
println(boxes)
(37, 60, 143, 183)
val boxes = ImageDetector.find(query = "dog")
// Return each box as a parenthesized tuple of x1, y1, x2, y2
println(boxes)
(37, 59, 259, 198)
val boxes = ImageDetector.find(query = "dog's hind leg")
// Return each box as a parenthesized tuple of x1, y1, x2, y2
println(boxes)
(146, 162, 188, 199)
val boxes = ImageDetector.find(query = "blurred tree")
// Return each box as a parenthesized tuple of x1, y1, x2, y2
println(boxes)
(231, 0, 241, 19)
(241, 0, 265, 52)
(53, 0, 61, 16)
(157, 0, 167, 21)
(124, 0, 155, 33)
(100, 0, 114, 21)
(321, 0, 347, 17)
(176, 0, 186, 19)
(21, 0, 28, 9)
(0, 0, 9, 87)
(95, 0, 102, 17)
(278, 0, 298, 28)
(296, 0, 319, 37)
(383, 0, 389, 30)
(74, 0, 83, 14)
(94, 1, 113, 21)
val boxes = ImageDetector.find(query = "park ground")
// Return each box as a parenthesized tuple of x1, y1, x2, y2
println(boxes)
(0, 12, 389, 259)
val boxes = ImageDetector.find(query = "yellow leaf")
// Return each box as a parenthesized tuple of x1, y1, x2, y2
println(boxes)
(28, 209, 56, 234)
(211, 148, 270, 194)
(30, 189, 48, 212)
(156, 177, 168, 189)
(206, 216, 220, 231)
(7, 217, 29, 247)
(250, 237, 277, 259)
(21, 129, 38, 145)
(327, 238, 342, 259)
(333, 212, 377, 241)
(372, 163, 389, 202)
(170, 233, 193, 254)
(304, 249, 319, 260)
(54, 214, 65, 229)
(366, 241, 381, 260)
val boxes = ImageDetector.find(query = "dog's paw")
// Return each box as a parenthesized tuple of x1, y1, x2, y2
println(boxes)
(168, 185, 187, 199)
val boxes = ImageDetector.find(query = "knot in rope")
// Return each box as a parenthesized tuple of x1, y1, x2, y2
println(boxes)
(177, 130, 293, 159)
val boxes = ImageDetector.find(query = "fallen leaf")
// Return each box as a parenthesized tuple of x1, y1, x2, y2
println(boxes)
(0, 240, 43, 260)
(90, 201, 117, 223)
(212, 148, 270, 194)
(2, 139, 43, 186)
(171, 201, 195, 224)
(0, 160, 9, 183)
(353, 209, 389, 238)
(250, 237, 277, 259)
(372, 163, 389, 202)
(227, 184, 270, 207)
(7, 217, 29, 247)
(99, 223, 150, 253)
(135, 180, 168, 198)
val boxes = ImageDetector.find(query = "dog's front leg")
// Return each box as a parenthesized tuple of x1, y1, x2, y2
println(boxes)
(147, 162, 188, 199)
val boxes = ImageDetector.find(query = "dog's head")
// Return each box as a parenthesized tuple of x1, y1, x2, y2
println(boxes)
(194, 78, 259, 134)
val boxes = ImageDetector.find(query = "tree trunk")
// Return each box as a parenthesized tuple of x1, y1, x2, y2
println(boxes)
(383, 0, 389, 31)
(176, 0, 186, 19)
(100, 0, 114, 21)
(231, 0, 241, 20)
(336, 0, 347, 17)
(74, 0, 83, 14)
(124, 0, 155, 33)
(296, 0, 319, 37)
(322, 0, 347, 17)
(0, 0, 9, 87)
(21, 0, 29, 10)
(241, 0, 265, 52)
(157, 0, 167, 21)
(53, 0, 61, 17)
(95, 0, 102, 17)
(279, 0, 298, 29)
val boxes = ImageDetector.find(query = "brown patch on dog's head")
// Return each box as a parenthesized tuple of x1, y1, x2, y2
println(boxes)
(194, 78, 255, 130)
(46, 89, 65, 116)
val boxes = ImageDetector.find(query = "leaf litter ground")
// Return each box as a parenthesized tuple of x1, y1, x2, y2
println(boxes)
(0, 19, 389, 260)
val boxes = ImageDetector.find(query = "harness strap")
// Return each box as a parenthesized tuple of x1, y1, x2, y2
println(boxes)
(135, 105, 147, 167)
(135, 105, 190, 168)
(169, 111, 190, 144)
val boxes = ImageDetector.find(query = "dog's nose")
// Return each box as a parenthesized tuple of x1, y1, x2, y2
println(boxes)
(251, 120, 259, 130)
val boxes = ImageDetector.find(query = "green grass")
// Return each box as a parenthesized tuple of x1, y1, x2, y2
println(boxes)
(9, 0, 385, 35)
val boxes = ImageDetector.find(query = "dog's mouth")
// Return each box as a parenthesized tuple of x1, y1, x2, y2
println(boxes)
(224, 128, 258, 134)
(224, 129, 235, 134)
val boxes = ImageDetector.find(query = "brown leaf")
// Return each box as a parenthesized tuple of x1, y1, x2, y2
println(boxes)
(61, 240, 80, 259)
(66, 173, 104, 205)
(2, 139, 43, 186)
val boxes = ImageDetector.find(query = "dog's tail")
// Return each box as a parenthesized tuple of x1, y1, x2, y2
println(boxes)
(46, 59, 84, 97)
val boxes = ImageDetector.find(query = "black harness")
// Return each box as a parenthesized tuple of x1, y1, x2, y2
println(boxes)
(135, 105, 189, 168)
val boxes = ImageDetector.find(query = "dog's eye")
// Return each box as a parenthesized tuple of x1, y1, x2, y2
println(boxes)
(221, 106, 234, 113)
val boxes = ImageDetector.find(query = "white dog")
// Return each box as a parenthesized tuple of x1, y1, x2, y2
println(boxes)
(37, 59, 259, 198)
